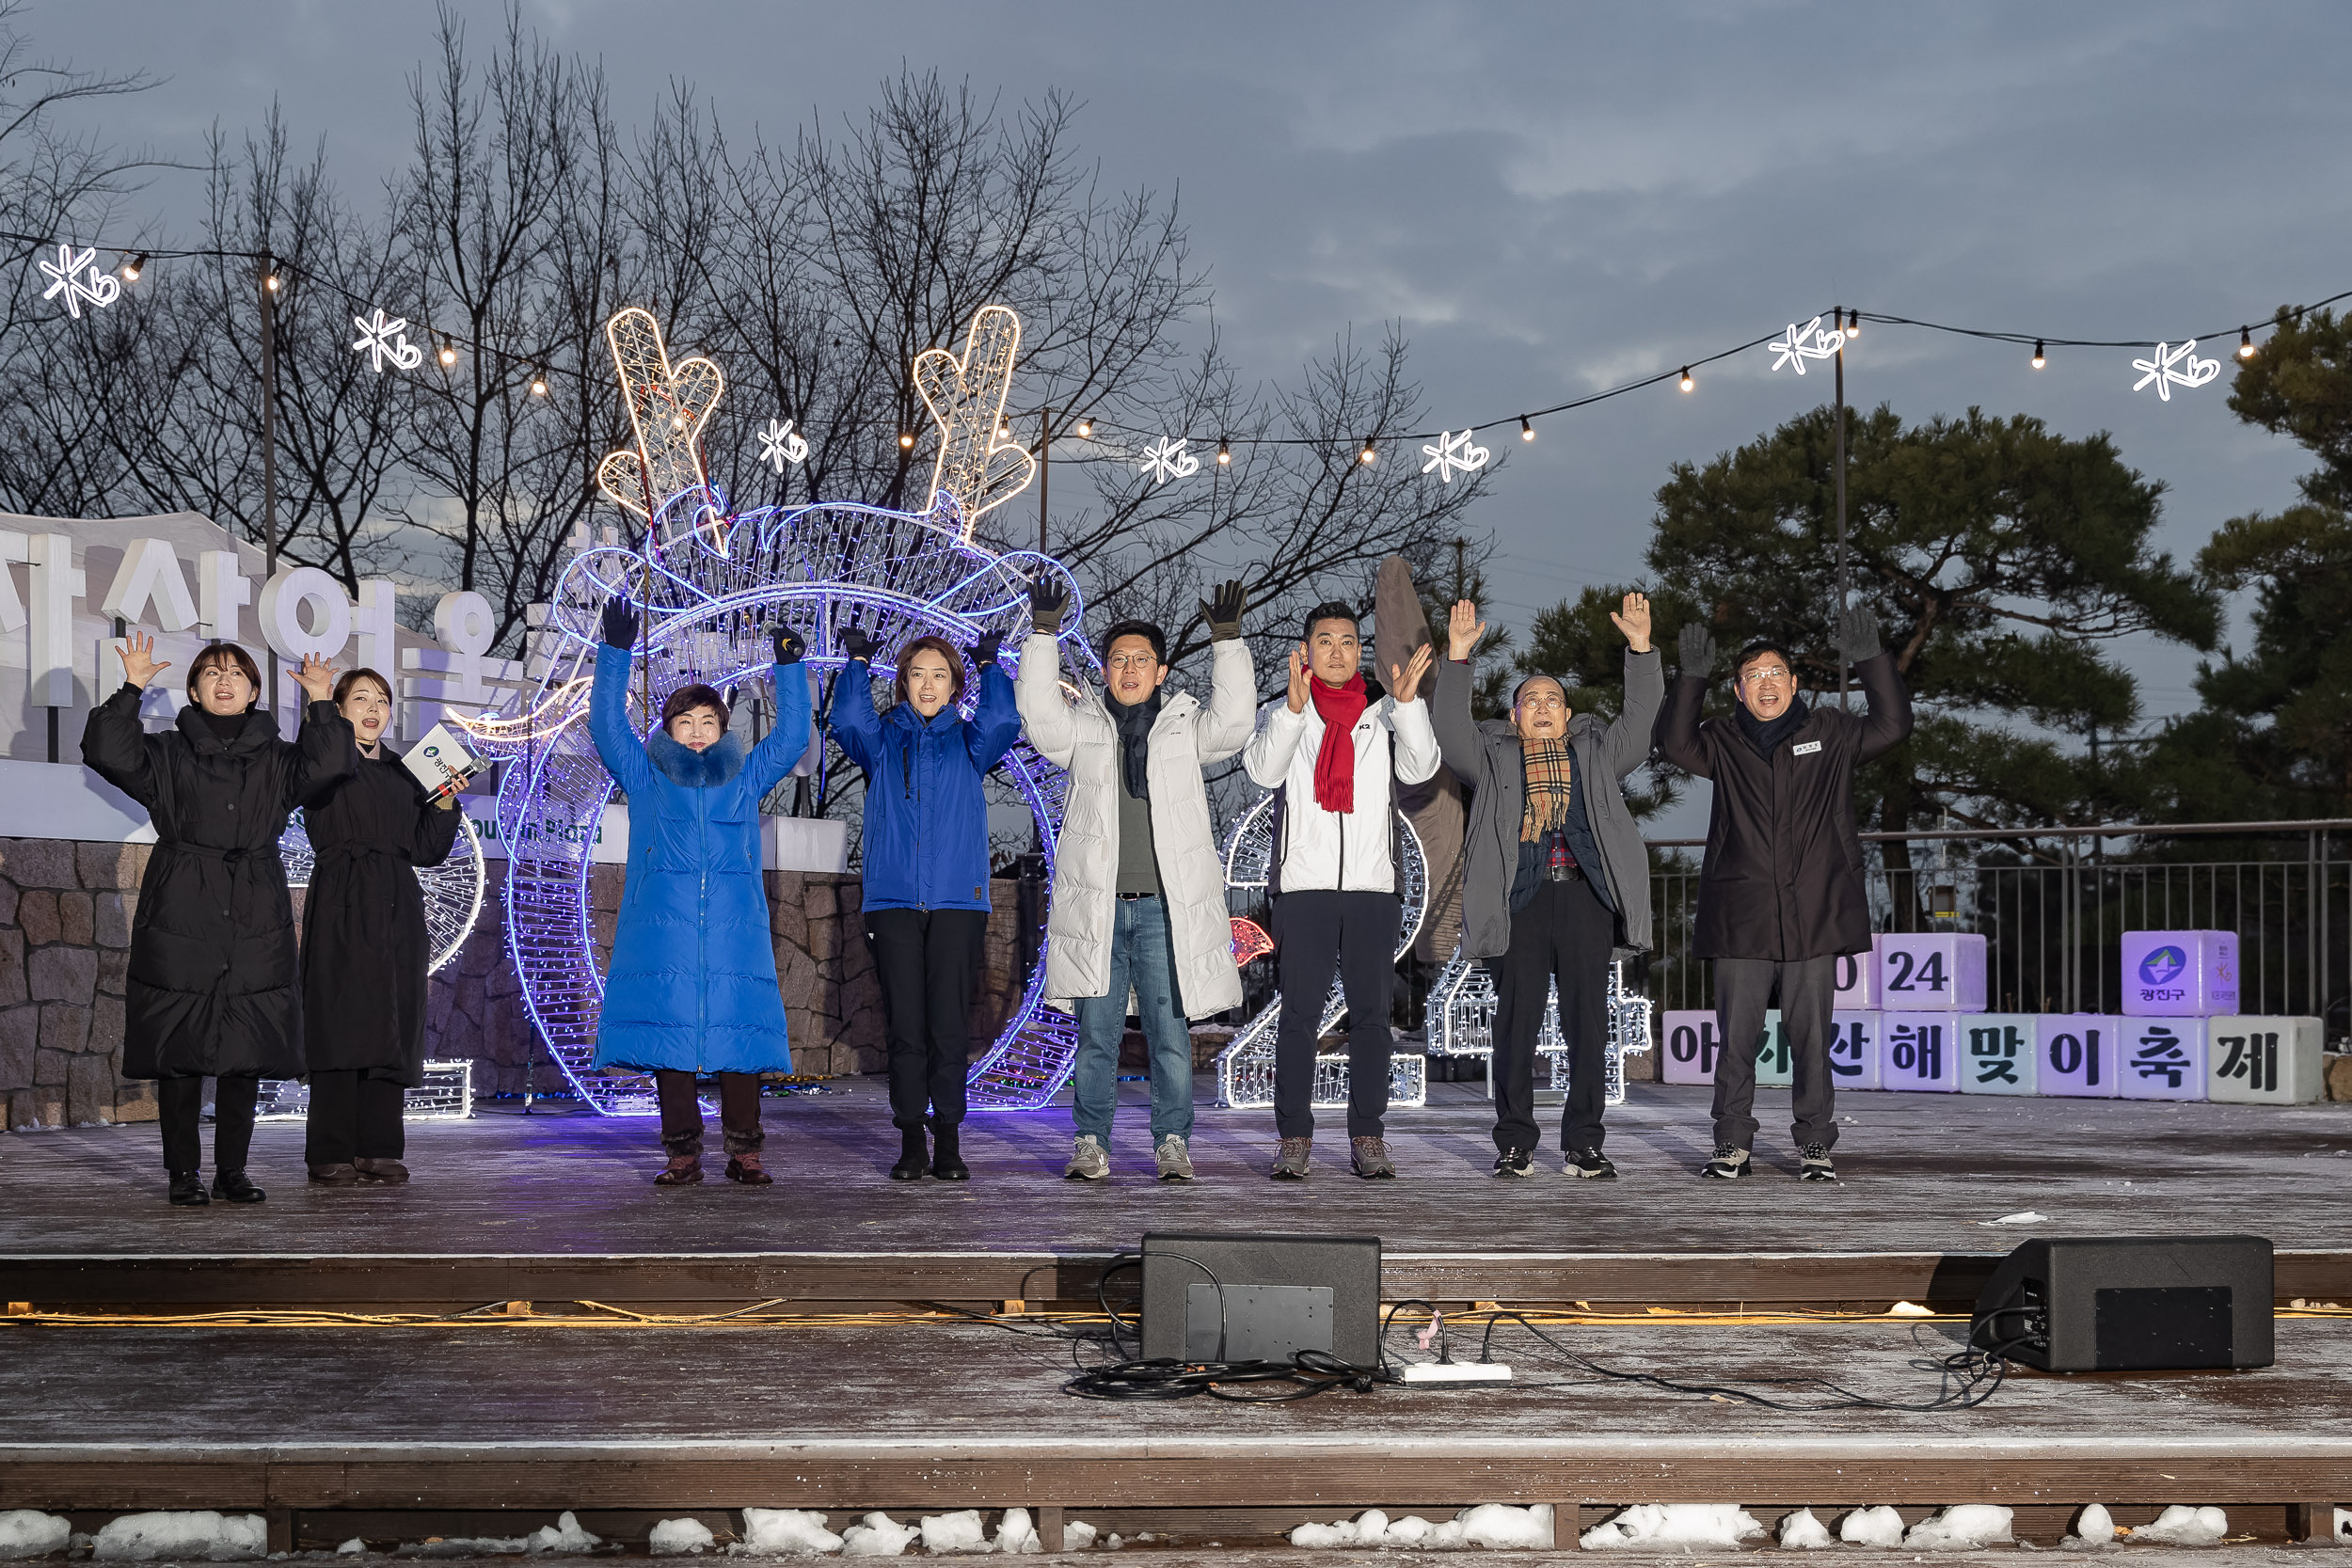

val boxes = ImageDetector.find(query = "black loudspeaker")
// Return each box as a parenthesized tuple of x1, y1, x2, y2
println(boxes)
(1971, 1235, 2273, 1371)
(1139, 1232, 1381, 1366)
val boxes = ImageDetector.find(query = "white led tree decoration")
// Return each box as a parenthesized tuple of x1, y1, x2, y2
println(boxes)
(755, 417, 810, 472)
(1421, 429, 1490, 483)
(1137, 436, 1200, 483)
(39, 244, 119, 318)
(913, 303, 1035, 536)
(351, 308, 425, 372)
(2131, 340, 2221, 401)
(597, 307, 726, 551)
(1767, 313, 1845, 374)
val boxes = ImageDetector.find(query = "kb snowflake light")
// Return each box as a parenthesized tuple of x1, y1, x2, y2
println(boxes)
(1421, 429, 1490, 483)
(38, 243, 119, 318)
(351, 308, 425, 372)
(2131, 340, 2221, 401)
(755, 417, 810, 472)
(1767, 314, 1845, 374)
(1138, 436, 1200, 483)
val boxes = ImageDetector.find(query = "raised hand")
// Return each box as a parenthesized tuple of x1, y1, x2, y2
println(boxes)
(293, 652, 338, 704)
(1446, 599, 1485, 661)
(1285, 646, 1311, 713)
(1610, 591, 1653, 653)
(1389, 641, 1435, 703)
(1028, 578, 1071, 635)
(596, 308, 725, 550)
(772, 625, 806, 667)
(1833, 602, 1883, 664)
(117, 630, 169, 690)
(1677, 621, 1717, 678)
(913, 305, 1035, 536)
(838, 625, 878, 664)
(971, 631, 1004, 671)
(599, 594, 641, 651)
(1203, 578, 1248, 641)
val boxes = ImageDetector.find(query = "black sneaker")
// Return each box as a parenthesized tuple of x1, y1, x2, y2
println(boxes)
(1564, 1147, 1618, 1180)
(1491, 1148, 1536, 1179)
(1797, 1144, 1838, 1182)
(1698, 1145, 1752, 1180)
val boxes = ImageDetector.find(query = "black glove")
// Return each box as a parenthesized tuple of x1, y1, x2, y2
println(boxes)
(599, 595, 640, 651)
(1203, 578, 1247, 641)
(772, 625, 805, 667)
(838, 626, 877, 665)
(1833, 603, 1883, 665)
(1677, 622, 1715, 678)
(971, 631, 1004, 671)
(1028, 578, 1070, 635)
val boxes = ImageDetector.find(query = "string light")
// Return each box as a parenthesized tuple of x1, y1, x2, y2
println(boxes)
(1216, 437, 1231, 466)
(1359, 437, 1377, 465)
(1844, 309, 1859, 337)
(1074, 416, 1092, 438)
(119, 253, 146, 282)
(264, 273, 282, 293)
(1679, 367, 1694, 392)
(1519, 416, 1534, 442)
(2238, 326, 2256, 360)
(531, 368, 549, 396)
(437, 335, 457, 367)
(898, 431, 915, 450)
(2031, 341, 2045, 370)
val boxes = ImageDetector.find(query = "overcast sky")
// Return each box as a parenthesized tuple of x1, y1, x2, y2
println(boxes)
(24, 1, 2352, 815)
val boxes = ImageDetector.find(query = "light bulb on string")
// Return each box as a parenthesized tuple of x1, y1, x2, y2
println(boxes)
(1519, 416, 1535, 442)
(898, 431, 915, 450)
(1216, 437, 1231, 466)
(530, 368, 548, 397)
(1358, 437, 1377, 465)
(2238, 326, 2256, 360)
(1074, 417, 1093, 438)
(437, 336, 457, 368)
(1678, 367, 1694, 392)
(264, 273, 282, 294)
(119, 253, 146, 282)
(1844, 309, 1859, 338)
(2031, 341, 2045, 370)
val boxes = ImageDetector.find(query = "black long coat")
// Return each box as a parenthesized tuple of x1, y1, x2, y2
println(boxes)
(299, 748, 464, 1085)
(81, 685, 356, 1080)
(1653, 652, 1912, 962)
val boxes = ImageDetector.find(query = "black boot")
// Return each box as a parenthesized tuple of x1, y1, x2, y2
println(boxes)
(167, 1170, 209, 1207)
(211, 1169, 266, 1204)
(889, 1127, 929, 1181)
(930, 1125, 969, 1181)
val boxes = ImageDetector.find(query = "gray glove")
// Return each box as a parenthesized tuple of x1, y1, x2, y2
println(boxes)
(1677, 622, 1715, 679)
(1833, 604, 1883, 665)
(1028, 578, 1070, 636)
(1202, 578, 1248, 642)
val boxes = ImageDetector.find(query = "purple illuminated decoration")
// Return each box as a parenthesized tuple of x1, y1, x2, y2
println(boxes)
(457, 306, 1087, 1114)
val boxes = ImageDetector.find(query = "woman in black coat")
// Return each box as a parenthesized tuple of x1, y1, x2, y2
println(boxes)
(298, 667, 468, 1186)
(81, 633, 353, 1207)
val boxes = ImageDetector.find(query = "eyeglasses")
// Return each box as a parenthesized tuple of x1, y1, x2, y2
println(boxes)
(1106, 653, 1160, 673)
(1741, 665, 1791, 684)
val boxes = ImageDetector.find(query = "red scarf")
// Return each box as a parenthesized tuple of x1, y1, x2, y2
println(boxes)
(1309, 673, 1369, 814)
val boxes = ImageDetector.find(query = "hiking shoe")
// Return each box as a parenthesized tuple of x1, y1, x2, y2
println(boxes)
(1063, 1133, 1109, 1181)
(1565, 1147, 1618, 1180)
(1699, 1145, 1752, 1180)
(1798, 1144, 1838, 1182)
(1154, 1134, 1196, 1182)
(1269, 1137, 1312, 1180)
(1349, 1136, 1396, 1180)
(1491, 1148, 1535, 1179)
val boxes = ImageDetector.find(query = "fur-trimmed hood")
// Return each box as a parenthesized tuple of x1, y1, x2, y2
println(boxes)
(645, 728, 747, 787)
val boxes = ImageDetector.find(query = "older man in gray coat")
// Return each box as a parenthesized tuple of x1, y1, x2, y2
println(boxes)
(1432, 594, 1661, 1179)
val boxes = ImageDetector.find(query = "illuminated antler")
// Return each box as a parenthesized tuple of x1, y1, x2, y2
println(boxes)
(599, 308, 726, 550)
(914, 305, 1036, 539)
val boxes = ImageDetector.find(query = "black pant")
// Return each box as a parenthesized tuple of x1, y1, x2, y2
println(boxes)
(157, 1076, 259, 1175)
(865, 907, 986, 1132)
(304, 1069, 406, 1165)
(1710, 955, 1839, 1151)
(1272, 889, 1402, 1140)
(1485, 875, 1614, 1154)
(654, 1070, 764, 1158)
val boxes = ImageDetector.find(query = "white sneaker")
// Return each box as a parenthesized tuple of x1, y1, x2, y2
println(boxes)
(1154, 1134, 1196, 1182)
(1064, 1133, 1110, 1181)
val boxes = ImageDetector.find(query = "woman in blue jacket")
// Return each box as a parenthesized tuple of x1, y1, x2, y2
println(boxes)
(830, 627, 1021, 1180)
(591, 596, 813, 1186)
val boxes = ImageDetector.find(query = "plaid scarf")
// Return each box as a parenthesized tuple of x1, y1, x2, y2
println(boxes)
(1520, 737, 1571, 842)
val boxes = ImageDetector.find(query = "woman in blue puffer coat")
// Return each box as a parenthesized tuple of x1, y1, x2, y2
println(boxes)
(590, 595, 813, 1186)
(829, 626, 1021, 1181)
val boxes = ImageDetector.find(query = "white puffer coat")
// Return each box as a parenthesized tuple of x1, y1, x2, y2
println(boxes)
(1016, 631, 1257, 1018)
(1242, 689, 1441, 894)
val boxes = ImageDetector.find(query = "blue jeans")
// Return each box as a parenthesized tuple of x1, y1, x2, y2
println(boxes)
(1071, 894, 1197, 1147)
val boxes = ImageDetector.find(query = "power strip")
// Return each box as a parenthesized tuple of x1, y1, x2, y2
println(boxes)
(1401, 1360, 1514, 1384)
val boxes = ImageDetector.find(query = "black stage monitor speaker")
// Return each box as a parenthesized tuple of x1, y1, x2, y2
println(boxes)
(1971, 1234, 2273, 1372)
(1139, 1232, 1381, 1366)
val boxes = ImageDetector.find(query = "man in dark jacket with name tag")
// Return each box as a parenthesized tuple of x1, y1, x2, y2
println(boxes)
(1654, 607, 1912, 1182)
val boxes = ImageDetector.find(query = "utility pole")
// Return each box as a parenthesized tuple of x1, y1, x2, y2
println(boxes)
(258, 259, 281, 717)
(1835, 309, 1850, 712)
(1038, 406, 1051, 555)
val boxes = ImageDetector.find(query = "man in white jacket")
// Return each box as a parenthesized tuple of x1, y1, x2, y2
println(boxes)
(1244, 602, 1439, 1180)
(1016, 577, 1257, 1182)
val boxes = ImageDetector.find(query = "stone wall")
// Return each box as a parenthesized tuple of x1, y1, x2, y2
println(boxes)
(0, 833, 1038, 1128)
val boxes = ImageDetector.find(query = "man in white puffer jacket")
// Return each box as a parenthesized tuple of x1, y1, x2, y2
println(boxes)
(1016, 577, 1258, 1182)
(1244, 602, 1440, 1180)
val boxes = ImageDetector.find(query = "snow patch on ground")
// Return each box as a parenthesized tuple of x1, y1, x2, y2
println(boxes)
(1838, 1506, 1908, 1546)
(1905, 1505, 2014, 1549)
(1581, 1504, 1761, 1550)
(2069, 1504, 2118, 1544)
(337, 1542, 367, 1558)
(527, 1514, 600, 1554)
(916, 1513, 991, 1555)
(93, 1513, 270, 1561)
(1458, 1504, 1551, 1548)
(1288, 1505, 1549, 1549)
(839, 1514, 919, 1558)
(1059, 1523, 1097, 1552)
(650, 1519, 716, 1556)
(2337, 1506, 2352, 1540)
(990, 1510, 1039, 1556)
(0, 1512, 71, 1560)
(739, 1511, 844, 1557)
(1778, 1509, 1835, 1548)
(1985, 1211, 2050, 1226)
(2131, 1506, 2227, 1545)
